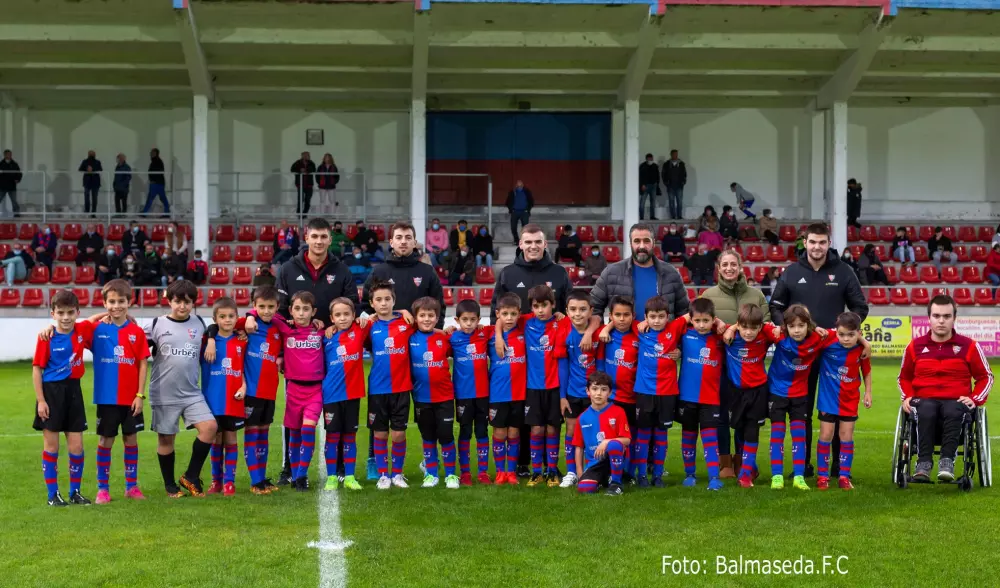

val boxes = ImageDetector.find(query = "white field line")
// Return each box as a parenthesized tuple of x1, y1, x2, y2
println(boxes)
(307, 422, 352, 588)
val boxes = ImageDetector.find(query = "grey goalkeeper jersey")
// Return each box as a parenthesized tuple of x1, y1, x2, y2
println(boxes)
(145, 314, 206, 406)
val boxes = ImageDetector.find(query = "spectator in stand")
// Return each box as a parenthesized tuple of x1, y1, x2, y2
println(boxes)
(449, 219, 473, 255)
(685, 244, 719, 286)
(928, 226, 956, 274)
(661, 222, 686, 262)
(139, 242, 165, 288)
(555, 224, 583, 264)
(697, 219, 724, 251)
(186, 250, 208, 284)
(840, 249, 860, 282)
(472, 225, 494, 268)
(760, 266, 780, 300)
(162, 248, 184, 285)
(639, 153, 660, 221)
(448, 245, 475, 286)
(122, 220, 149, 259)
(662, 149, 687, 220)
(719, 205, 739, 241)
(892, 226, 916, 267)
(290, 151, 316, 215)
(252, 263, 276, 290)
(730, 182, 756, 221)
(343, 245, 372, 284)
(985, 242, 1000, 297)
(0, 149, 22, 217)
(352, 219, 380, 257)
(121, 253, 139, 286)
(78, 150, 103, 217)
(143, 148, 170, 215)
(96, 245, 121, 286)
(165, 221, 188, 266)
(847, 178, 863, 229)
(992, 223, 1000, 249)
(506, 179, 534, 245)
(329, 220, 349, 258)
(75, 224, 104, 267)
(30, 224, 57, 272)
(1, 242, 32, 286)
(582, 245, 607, 285)
(272, 220, 300, 268)
(795, 229, 807, 256)
(858, 243, 888, 285)
(759, 208, 779, 246)
(425, 217, 449, 268)
(698, 205, 718, 234)
(113, 153, 132, 214)
(315, 153, 340, 215)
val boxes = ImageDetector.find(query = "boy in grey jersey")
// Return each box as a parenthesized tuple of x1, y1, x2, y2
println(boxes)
(145, 281, 218, 497)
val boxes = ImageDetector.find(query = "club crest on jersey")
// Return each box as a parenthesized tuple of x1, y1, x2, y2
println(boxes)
(348, 332, 355, 340)
(413, 277, 422, 287)
(398, 325, 406, 332)
(654, 343, 664, 353)
(436, 340, 442, 348)
(828, 274, 835, 281)
(259, 342, 269, 352)
(699, 347, 711, 358)
(953, 345, 961, 355)
(128, 334, 136, 343)
(77, 335, 83, 343)
(738, 348, 749, 358)
(539, 335, 549, 346)
(615, 349, 625, 359)
(236, 346, 242, 355)
(546, 281, 552, 287)
(385, 337, 395, 348)
(114, 345, 125, 357)
(489, 408, 497, 420)
(387, 278, 395, 285)
(838, 366, 848, 375)
(423, 351, 434, 361)
(609, 418, 616, 427)
(222, 357, 232, 368)
(578, 354, 590, 365)
(466, 344, 477, 354)
(337, 345, 347, 356)
(188, 328, 197, 339)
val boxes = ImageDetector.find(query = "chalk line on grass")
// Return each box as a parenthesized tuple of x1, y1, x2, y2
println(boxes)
(308, 426, 353, 588)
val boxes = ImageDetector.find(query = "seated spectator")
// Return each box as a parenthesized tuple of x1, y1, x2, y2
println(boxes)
(992, 223, 1000, 249)
(661, 223, 686, 262)
(472, 225, 494, 268)
(795, 229, 806, 256)
(122, 220, 149, 259)
(76, 223, 104, 267)
(273, 220, 300, 267)
(569, 266, 590, 287)
(329, 220, 349, 258)
(343, 246, 372, 284)
(97, 245, 121, 286)
(425, 217, 450, 268)
(2, 243, 32, 286)
(448, 245, 475, 286)
(840, 250, 860, 282)
(583, 245, 607, 286)
(121, 254, 139, 286)
(31, 224, 57, 272)
(162, 248, 184, 284)
(165, 222, 188, 266)
(697, 222, 724, 251)
(985, 242, 1000, 296)
(353, 220, 380, 257)
(186, 250, 208, 284)
(698, 205, 718, 234)
(449, 219, 473, 255)
(719, 205, 739, 241)
(139, 242, 165, 288)
(252, 263, 276, 290)
(685, 244, 719, 286)
(555, 224, 583, 264)
(858, 243, 888, 285)
(928, 226, 956, 273)
(759, 209, 779, 246)
(759, 266, 780, 300)
(892, 226, 916, 267)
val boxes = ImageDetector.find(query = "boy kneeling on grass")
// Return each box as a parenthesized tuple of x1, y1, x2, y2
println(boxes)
(572, 371, 632, 496)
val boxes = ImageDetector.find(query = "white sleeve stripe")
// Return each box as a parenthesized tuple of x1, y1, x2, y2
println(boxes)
(897, 344, 910, 401)
(972, 342, 993, 403)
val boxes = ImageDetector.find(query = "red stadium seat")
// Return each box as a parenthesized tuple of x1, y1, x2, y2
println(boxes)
(954, 246, 969, 263)
(974, 288, 995, 306)
(860, 225, 877, 242)
(345, 225, 358, 240)
(238, 225, 257, 242)
(918, 226, 935, 242)
(687, 288, 697, 300)
(215, 224, 235, 242)
(259, 225, 276, 242)
(900, 266, 919, 284)
(942, 226, 957, 241)
(597, 225, 616, 243)
(71, 288, 89, 307)
(476, 266, 494, 285)
(978, 226, 995, 243)
(656, 225, 670, 240)
(678, 266, 691, 284)
(232, 266, 252, 285)
(28, 265, 49, 284)
(652, 246, 663, 260)
(867, 287, 888, 305)
(107, 224, 126, 241)
(75, 266, 95, 285)
(63, 223, 83, 241)
(941, 266, 961, 284)
(443, 288, 454, 306)
(151, 224, 167, 241)
(91, 288, 104, 307)
(767, 245, 786, 262)
(19, 223, 38, 240)
(207, 288, 226, 306)
(912, 288, 930, 306)
(741, 226, 760, 242)
(140, 288, 159, 308)
(919, 265, 940, 283)
(883, 266, 898, 285)
(0, 223, 15, 240)
(971, 246, 989, 263)
(958, 226, 977, 243)
(746, 245, 765, 262)
(779, 226, 797, 242)
(194, 288, 204, 307)
(577, 226, 594, 242)
(211, 245, 232, 263)
(457, 288, 475, 303)
(931, 287, 950, 298)
(889, 288, 910, 305)
(22, 288, 44, 307)
(902, 226, 916, 241)
(51, 266, 72, 285)
(209, 267, 230, 285)
(603, 246, 622, 263)
(57, 244, 77, 262)
(953, 287, 974, 306)
(878, 226, 896, 242)
(478, 287, 493, 306)
(847, 225, 859, 243)
(874, 245, 888, 262)
(962, 267, 982, 283)
(0, 288, 19, 307)
(233, 288, 250, 306)
(435, 265, 447, 283)
(618, 226, 624, 242)
(234, 245, 254, 262)
(0, 244, 9, 259)
(914, 245, 929, 262)
(753, 266, 768, 284)
(256, 245, 273, 263)
(374, 225, 387, 242)
(849, 245, 864, 260)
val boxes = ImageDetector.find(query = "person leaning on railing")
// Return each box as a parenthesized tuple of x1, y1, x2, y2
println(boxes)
(0, 149, 22, 217)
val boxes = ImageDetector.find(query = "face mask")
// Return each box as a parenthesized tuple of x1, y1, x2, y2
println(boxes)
(13, 248, 21, 254)
(432, 224, 440, 231)
(461, 251, 468, 257)
(132, 227, 138, 234)
(195, 256, 201, 261)
(168, 227, 174, 233)
(591, 250, 599, 257)
(354, 253, 362, 259)
(107, 249, 115, 256)
(44, 228, 51, 235)
(459, 225, 466, 231)
(162, 254, 169, 260)
(126, 259, 134, 265)
(569, 231, 575, 237)
(479, 229, 487, 236)
(669, 228, 676, 234)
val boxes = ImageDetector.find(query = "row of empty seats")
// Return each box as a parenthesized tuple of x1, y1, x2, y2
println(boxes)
(868, 287, 1000, 306)
(847, 224, 997, 244)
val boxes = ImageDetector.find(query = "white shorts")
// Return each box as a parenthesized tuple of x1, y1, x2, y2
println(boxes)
(151, 399, 215, 435)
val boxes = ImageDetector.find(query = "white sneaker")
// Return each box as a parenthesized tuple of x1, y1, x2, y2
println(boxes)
(421, 475, 439, 488)
(444, 475, 460, 489)
(391, 474, 409, 489)
(376, 475, 391, 490)
(559, 472, 578, 488)
(418, 460, 427, 476)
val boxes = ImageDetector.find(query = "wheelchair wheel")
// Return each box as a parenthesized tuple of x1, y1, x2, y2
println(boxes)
(960, 477, 973, 492)
(976, 408, 992, 488)
(891, 407, 902, 485)
(894, 408, 912, 489)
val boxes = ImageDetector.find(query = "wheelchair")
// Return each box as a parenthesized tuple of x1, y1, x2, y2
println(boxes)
(891, 404, 992, 491)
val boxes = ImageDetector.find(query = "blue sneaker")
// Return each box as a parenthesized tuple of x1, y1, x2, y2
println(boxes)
(707, 478, 723, 491)
(366, 458, 378, 481)
(682, 475, 697, 487)
(637, 476, 650, 489)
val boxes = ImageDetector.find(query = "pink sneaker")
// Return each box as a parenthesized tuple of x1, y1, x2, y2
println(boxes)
(124, 487, 146, 500)
(95, 489, 111, 505)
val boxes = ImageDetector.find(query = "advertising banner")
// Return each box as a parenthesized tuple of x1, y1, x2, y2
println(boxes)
(912, 316, 1000, 357)
(861, 316, 912, 357)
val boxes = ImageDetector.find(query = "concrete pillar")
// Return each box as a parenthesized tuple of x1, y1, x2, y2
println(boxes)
(409, 98, 427, 241)
(623, 100, 640, 256)
(810, 111, 825, 220)
(611, 108, 625, 221)
(192, 94, 209, 256)
(828, 102, 848, 252)
(207, 107, 220, 217)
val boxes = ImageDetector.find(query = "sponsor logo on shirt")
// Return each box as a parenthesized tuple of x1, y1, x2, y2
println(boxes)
(159, 342, 200, 359)
(286, 335, 321, 350)
(296, 275, 306, 281)
(516, 282, 525, 288)
(798, 277, 807, 284)
(100, 344, 136, 366)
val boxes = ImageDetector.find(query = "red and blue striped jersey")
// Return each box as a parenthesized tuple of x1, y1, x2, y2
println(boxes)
(200, 334, 246, 418)
(678, 327, 726, 405)
(560, 325, 597, 399)
(725, 325, 781, 389)
(571, 403, 631, 470)
(91, 320, 149, 405)
(488, 328, 527, 402)
(410, 330, 454, 403)
(450, 326, 491, 400)
(33, 321, 94, 383)
(367, 315, 414, 395)
(635, 317, 688, 396)
(597, 328, 639, 404)
(322, 323, 368, 403)
(817, 343, 871, 418)
(768, 330, 838, 398)
(239, 317, 282, 400)
(521, 314, 569, 389)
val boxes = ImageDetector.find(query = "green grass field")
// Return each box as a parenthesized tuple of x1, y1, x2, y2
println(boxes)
(1, 359, 998, 588)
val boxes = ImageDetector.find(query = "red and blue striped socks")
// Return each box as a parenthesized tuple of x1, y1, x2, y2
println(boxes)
(506, 438, 519, 474)
(343, 433, 357, 477)
(740, 442, 759, 481)
(702, 427, 720, 479)
(374, 436, 389, 476)
(682, 429, 698, 477)
(790, 420, 806, 477)
(325, 431, 342, 478)
(652, 429, 668, 478)
(607, 440, 625, 484)
(840, 441, 854, 478)
(634, 428, 651, 478)
(245, 430, 263, 485)
(564, 432, 576, 476)
(224, 443, 237, 484)
(817, 439, 831, 478)
(476, 436, 489, 475)
(770, 422, 786, 476)
(124, 444, 138, 491)
(96, 445, 112, 491)
(390, 439, 406, 476)
(68, 452, 84, 495)
(257, 428, 269, 471)
(210, 443, 223, 484)
(458, 438, 471, 476)
(422, 440, 439, 478)
(577, 478, 599, 493)
(492, 434, 507, 472)
(288, 429, 302, 478)
(545, 433, 559, 475)
(42, 451, 59, 499)
(296, 425, 316, 481)
(442, 442, 456, 477)
(529, 433, 544, 474)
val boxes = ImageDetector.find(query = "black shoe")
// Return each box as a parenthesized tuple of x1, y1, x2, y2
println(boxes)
(262, 478, 279, 492)
(652, 476, 664, 488)
(69, 490, 92, 505)
(48, 492, 68, 507)
(515, 465, 531, 479)
(637, 476, 650, 488)
(622, 473, 634, 485)
(294, 478, 309, 492)
(277, 470, 293, 486)
(804, 464, 815, 478)
(650, 216, 659, 221)
(605, 483, 623, 496)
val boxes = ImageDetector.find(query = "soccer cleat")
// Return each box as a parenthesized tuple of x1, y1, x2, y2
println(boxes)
(459, 473, 473, 487)
(838, 476, 854, 490)
(816, 476, 830, 491)
(206, 480, 224, 495)
(262, 478, 279, 492)
(770, 475, 785, 490)
(422, 475, 440, 488)
(342, 476, 363, 491)
(47, 492, 68, 507)
(338, 475, 345, 484)
(179, 475, 205, 497)
(605, 483, 623, 496)
(559, 472, 578, 488)
(325, 477, 340, 491)
(792, 475, 810, 491)
(636, 476, 650, 489)
(69, 490, 92, 505)
(494, 472, 507, 485)
(250, 482, 272, 495)
(477, 472, 492, 485)
(622, 473, 634, 486)
(376, 475, 392, 490)
(737, 475, 753, 489)
(526, 473, 545, 487)
(682, 475, 697, 488)
(516, 465, 531, 479)
(445, 475, 461, 490)
(366, 458, 378, 481)
(913, 461, 932, 482)
(651, 476, 664, 489)
(277, 470, 294, 486)
(938, 458, 955, 482)
(505, 472, 519, 485)
(391, 474, 409, 489)
(95, 489, 111, 505)
(803, 464, 815, 478)
(165, 484, 185, 498)
(124, 487, 146, 500)
(223, 482, 236, 497)
(418, 460, 427, 476)
(294, 478, 309, 492)
(707, 478, 723, 491)
(546, 472, 561, 488)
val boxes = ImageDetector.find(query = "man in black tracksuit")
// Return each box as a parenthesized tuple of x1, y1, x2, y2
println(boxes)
(769, 223, 869, 478)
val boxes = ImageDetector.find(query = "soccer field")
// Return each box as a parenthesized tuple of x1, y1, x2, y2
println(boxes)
(1, 359, 997, 588)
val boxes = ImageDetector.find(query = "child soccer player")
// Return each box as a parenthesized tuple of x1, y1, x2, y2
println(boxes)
(721, 304, 782, 488)
(572, 371, 631, 496)
(146, 280, 218, 497)
(815, 312, 872, 491)
(365, 280, 416, 490)
(200, 297, 247, 496)
(556, 290, 596, 488)
(409, 297, 459, 489)
(449, 299, 492, 486)
(33, 290, 95, 506)
(321, 297, 368, 491)
(91, 279, 150, 503)
(488, 293, 528, 485)
(596, 296, 640, 482)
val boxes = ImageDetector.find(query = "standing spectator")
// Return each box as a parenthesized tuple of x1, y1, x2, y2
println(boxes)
(769, 222, 869, 478)
(113, 153, 132, 214)
(759, 209, 779, 245)
(352, 220, 379, 257)
(449, 219, 473, 255)
(1, 243, 32, 285)
(685, 244, 718, 286)
(272, 220, 300, 267)
(730, 182, 756, 221)
(892, 226, 916, 267)
(31, 224, 57, 272)
(424, 218, 449, 268)
(164, 221, 188, 266)
(143, 148, 169, 215)
(75, 224, 104, 267)
(343, 245, 372, 284)
(316, 153, 339, 215)
(555, 224, 583, 263)
(122, 220, 149, 259)
(759, 267, 780, 299)
(697, 220, 724, 251)
(661, 223, 686, 262)
(290, 151, 316, 215)
(638, 153, 660, 221)
(985, 242, 1000, 296)
(847, 178, 862, 229)
(928, 226, 956, 274)
(582, 245, 607, 285)
(448, 245, 474, 286)
(96, 245, 120, 286)
(698, 205, 718, 233)
(186, 250, 208, 284)
(78, 150, 102, 217)
(858, 244, 888, 285)
(662, 149, 687, 220)
(505, 180, 533, 245)
(329, 220, 349, 258)
(472, 225, 494, 268)
(0, 149, 22, 217)
(139, 242, 165, 287)
(162, 248, 184, 284)
(121, 253, 139, 286)
(719, 205, 739, 241)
